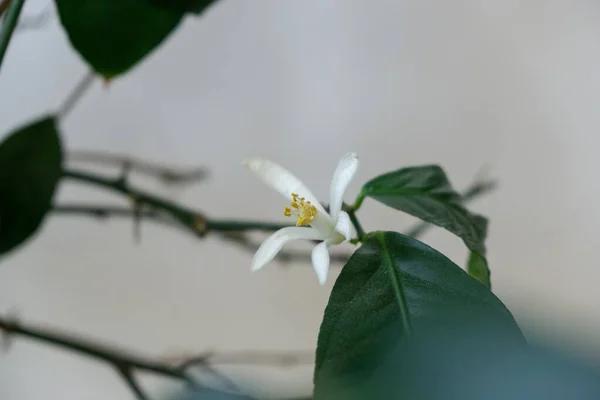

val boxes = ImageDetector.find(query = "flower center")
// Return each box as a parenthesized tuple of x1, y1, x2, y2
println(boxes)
(284, 193, 317, 226)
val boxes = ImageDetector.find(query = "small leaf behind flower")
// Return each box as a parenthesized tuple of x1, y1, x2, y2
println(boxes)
(359, 165, 491, 287)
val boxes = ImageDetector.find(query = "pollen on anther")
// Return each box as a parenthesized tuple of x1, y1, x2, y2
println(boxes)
(283, 193, 317, 226)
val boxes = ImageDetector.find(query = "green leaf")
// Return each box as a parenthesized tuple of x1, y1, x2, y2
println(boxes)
(467, 251, 490, 288)
(148, 0, 218, 14)
(466, 214, 491, 287)
(0, 117, 63, 256)
(313, 231, 522, 399)
(55, 0, 184, 77)
(467, 215, 492, 288)
(359, 165, 491, 286)
(386, 336, 600, 400)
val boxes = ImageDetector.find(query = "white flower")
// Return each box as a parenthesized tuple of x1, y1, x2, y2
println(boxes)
(243, 153, 359, 284)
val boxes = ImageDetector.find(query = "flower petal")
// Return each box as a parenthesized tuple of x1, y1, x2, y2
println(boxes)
(243, 158, 327, 214)
(310, 212, 337, 238)
(334, 210, 353, 242)
(311, 241, 330, 285)
(329, 153, 359, 220)
(251, 227, 324, 271)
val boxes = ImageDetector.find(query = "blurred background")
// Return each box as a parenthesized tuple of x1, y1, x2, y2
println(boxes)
(1, 0, 600, 398)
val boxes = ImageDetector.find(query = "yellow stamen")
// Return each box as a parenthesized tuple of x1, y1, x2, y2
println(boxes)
(284, 193, 317, 226)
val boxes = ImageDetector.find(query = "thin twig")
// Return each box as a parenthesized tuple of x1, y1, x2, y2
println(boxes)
(52, 203, 195, 242)
(53, 204, 162, 220)
(0, 317, 203, 392)
(462, 178, 497, 203)
(53, 204, 350, 263)
(56, 168, 496, 263)
(63, 168, 289, 236)
(69, 150, 209, 186)
(0, 0, 25, 71)
(15, 3, 52, 32)
(63, 168, 211, 236)
(0, 316, 309, 399)
(177, 350, 314, 369)
(57, 70, 96, 119)
(116, 367, 149, 400)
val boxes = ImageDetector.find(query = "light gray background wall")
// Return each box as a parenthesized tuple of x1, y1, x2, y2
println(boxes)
(1, 0, 600, 399)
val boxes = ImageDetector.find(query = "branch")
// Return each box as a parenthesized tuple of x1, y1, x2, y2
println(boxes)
(0, 316, 312, 399)
(57, 167, 496, 263)
(0, 0, 25, 71)
(0, 316, 205, 398)
(175, 350, 314, 370)
(68, 150, 209, 186)
(53, 204, 163, 220)
(63, 168, 290, 236)
(116, 366, 149, 400)
(52, 204, 350, 264)
(57, 70, 96, 119)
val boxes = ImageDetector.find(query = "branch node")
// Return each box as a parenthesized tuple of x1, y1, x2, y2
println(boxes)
(193, 215, 208, 236)
(0, 310, 23, 355)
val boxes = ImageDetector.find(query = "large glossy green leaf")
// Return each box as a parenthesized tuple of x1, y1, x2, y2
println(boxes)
(0, 117, 62, 256)
(167, 388, 255, 399)
(378, 333, 600, 400)
(313, 231, 522, 399)
(55, 0, 184, 77)
(148, 0, 218, 14)
(359, 165, 490, 286)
